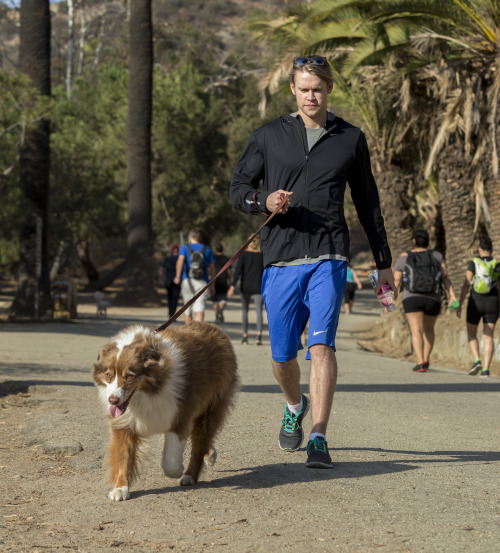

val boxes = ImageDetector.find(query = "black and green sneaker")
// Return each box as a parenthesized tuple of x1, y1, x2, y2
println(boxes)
(469, 360, 482, 375)
(480, 369, 490, 378)
(278, 394, 310, 451)
(305, 437, 333, 468)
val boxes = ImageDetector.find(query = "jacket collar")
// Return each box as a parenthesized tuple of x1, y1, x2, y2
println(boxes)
(287, 111, 338, 132)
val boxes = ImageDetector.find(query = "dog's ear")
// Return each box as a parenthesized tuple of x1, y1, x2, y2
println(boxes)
(92, 343, 117, 377)
(143, 348, 161, 368)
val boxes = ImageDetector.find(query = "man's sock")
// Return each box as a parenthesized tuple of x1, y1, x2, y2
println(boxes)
(287, 396, 303, 416)
(308, 432, 326, 442)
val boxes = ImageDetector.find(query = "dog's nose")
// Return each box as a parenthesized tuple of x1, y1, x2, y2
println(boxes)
(108, 395, 120, 405)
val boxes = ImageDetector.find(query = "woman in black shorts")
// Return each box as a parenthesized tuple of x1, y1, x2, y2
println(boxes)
(394, 230, 457, 373)
(456, 236, 500, 378)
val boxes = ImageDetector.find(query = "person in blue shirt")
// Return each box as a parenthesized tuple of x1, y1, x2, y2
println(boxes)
(344, 264, 363, 314)
(174, 228, 216, 325)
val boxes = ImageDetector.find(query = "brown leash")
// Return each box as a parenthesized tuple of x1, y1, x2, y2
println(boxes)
(154, 194, 288, 333)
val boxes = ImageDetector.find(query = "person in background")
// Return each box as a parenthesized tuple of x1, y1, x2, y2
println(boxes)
(174, 228, 215, 324)
(159, 244, 181, 318)
(456, 235, 500, 378)
(229, 54, 396, 469)
(343, 264, 363, 314)
(211, 243, 231, 323)
(227, 235, 265, 345)
(394, 229, 457, 373)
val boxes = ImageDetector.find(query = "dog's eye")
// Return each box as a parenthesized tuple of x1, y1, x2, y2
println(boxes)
(125, 373, 135, 381)
(104, 371, 113, 382)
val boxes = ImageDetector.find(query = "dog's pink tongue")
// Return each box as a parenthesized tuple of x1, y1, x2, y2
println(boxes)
(109, 405, 124, 418)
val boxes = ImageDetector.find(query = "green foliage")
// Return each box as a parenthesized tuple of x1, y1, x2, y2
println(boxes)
(0, 70, 51, 273)
(152, 64, 229, 243)
(50, 65, 129, 252)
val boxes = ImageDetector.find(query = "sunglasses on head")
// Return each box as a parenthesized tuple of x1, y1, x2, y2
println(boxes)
(294, 56, 328, 67)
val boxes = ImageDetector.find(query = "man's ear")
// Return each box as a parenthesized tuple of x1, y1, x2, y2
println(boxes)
(327, 83, 334, 94)
(290, 80, 296, 96)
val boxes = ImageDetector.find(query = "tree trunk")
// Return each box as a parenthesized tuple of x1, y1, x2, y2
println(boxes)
(66, 0, 75, 98)
(91, 0, 107, 80)
(369, 145, 416, 259)
(9, 0, 52, 319)
(437, 142, 476, 291)
(76, 0, 86, 77)
(487, 177, 500, 252)
(116, 0, 159, 306)
(76, 240, 99, 283)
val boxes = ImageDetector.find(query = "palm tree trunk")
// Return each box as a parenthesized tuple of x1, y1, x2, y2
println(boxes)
(118, 0, 159, 305)
(9, 0, 51, 318)
(369, 146, 415, 258)
(437, 142, 476, 291)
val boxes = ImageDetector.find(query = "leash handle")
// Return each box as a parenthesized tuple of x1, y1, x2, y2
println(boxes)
(155, 193, 288, 333)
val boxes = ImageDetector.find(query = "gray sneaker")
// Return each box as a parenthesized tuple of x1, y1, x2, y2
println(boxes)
(278, 395, 310, 451)
(305, 437, 333, 468)
(469, 360, 482, 375)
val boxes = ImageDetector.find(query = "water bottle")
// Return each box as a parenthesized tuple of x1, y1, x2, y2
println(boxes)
(368, 269, 396, 312)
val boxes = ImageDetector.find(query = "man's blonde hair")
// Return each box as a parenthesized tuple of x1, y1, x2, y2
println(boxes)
(290, 56, 334, 87)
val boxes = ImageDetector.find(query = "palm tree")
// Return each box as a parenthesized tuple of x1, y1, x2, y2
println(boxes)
(119, 0, 159, 305)
(10, 0, 52, 318)
(361, 0, 500, 285)
(250, 0, 500, 285)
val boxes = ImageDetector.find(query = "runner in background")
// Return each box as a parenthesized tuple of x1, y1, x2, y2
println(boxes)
(456, 235, 500, 378)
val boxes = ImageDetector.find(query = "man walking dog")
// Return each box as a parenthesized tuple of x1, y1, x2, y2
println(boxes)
(230, 54, 396, 468)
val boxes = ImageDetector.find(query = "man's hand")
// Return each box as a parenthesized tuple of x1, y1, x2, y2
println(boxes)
(266, 190, 293, 214)
(376, 267, 398, 300)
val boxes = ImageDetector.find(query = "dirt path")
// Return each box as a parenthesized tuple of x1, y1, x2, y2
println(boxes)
(1, 291, 499, 552)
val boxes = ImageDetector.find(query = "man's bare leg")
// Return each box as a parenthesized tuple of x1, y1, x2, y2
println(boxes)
(308, 344, 337, 436)
(272, 358, 301, 406)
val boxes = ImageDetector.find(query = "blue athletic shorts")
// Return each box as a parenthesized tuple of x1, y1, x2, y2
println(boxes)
(262, 260, 347, 362)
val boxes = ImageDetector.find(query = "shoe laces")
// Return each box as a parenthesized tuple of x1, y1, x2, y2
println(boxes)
(308, 437, 327, 453)
(281, 409, 299, 431)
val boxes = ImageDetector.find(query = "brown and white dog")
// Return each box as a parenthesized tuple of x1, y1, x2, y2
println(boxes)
(92, 322, 239, 501)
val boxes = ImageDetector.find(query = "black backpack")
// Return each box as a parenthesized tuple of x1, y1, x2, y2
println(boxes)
(187, 245, 206, 280)
(403, 250, 442, 294)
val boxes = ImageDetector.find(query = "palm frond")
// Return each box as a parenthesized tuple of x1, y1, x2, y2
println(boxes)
(425, 88, 463, 178)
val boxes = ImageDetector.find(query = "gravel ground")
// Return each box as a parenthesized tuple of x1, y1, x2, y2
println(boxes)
(1, 289, 499, 552)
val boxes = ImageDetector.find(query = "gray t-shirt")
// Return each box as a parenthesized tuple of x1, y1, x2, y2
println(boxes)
(394, 250, 444, 301)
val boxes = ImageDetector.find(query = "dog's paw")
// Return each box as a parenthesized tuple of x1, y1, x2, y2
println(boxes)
(108, 486, 130, 501)
(204, 446, 217, 467)
(179, 475, 196, 487)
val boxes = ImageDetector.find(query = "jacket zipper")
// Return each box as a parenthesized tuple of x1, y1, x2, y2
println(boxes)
(303, 153, 309, 259)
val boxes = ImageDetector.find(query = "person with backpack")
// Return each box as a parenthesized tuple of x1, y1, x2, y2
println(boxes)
(455, 236, 500, 378)
(394, 229, 458, 373)
(174, 228, 216, 324)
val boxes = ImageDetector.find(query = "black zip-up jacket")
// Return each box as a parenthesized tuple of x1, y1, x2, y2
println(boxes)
(229, 113, 392, 270)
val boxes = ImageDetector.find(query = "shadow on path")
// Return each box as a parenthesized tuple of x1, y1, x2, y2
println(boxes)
(241, 382, 500, 394)
(132, 444, 500, 499)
